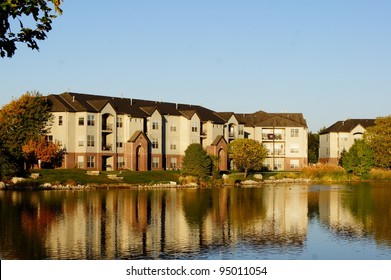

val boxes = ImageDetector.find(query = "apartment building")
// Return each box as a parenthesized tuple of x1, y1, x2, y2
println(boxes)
(47, 92, 308, 171)
(319, 119, 375, 165)
(237, 111, 308, 170)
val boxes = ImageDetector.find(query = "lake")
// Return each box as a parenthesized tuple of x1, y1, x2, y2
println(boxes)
(1, 182, 391, 260)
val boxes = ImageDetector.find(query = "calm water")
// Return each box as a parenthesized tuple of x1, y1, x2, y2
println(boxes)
(1, 183, 391, 260)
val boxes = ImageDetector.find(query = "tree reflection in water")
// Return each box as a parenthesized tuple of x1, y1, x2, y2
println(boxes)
(1, 182, 391, 259)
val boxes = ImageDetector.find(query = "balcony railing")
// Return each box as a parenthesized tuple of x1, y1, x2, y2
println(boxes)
(102, 144, 113, 151)
(102, 124, 113, 131)
(262, 134, 285, 140)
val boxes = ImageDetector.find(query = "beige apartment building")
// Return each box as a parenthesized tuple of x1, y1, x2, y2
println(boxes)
(47, 92, 308, 171)
(319, 119, 375, 165)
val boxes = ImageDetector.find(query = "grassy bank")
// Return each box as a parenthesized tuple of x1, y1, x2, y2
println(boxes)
(4, 164, 391, 189)
(29, 169, 182, 186)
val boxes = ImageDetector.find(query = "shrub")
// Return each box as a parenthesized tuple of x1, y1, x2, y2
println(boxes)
(301, 164, 347, 181)
(369, 168, 391, 180)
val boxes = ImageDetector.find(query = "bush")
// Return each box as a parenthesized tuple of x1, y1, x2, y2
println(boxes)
(301, 164, 348, 181)
(369, 168, 391, 180)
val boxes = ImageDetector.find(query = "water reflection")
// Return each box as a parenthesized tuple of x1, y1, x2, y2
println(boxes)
(1, 183, 391, 259)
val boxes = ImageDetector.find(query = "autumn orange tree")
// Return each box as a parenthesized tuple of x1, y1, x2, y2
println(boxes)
(0, 91, 52, 177)
(23, 136, 65, 169)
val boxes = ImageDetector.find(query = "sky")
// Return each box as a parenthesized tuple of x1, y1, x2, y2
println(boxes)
(1, 0, 390, 132)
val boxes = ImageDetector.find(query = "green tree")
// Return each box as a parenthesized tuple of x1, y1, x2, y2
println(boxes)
(340, 139, 375, 177)
(0, 0, 63, 58)
(365, 115, 391, 169)
(0, 147, 18, 179)
(182, 143, 212, 182)
(228, 138, 267, 178)
(0, 92, 52, 174)
(308, 131, 319, 164)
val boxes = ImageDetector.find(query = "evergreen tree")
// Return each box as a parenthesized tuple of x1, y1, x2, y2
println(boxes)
(182, 143, 212, 181)
(308, 131, 319, 164)
(340, 139, 375, 177)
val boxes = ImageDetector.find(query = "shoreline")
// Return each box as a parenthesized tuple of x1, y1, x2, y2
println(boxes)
(2, 177, 390, 191)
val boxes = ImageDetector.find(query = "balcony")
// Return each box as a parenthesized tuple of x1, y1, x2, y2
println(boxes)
(102, 124, 113, 132)
(102, 144, 113, 151)
(262, 134, 285, 141)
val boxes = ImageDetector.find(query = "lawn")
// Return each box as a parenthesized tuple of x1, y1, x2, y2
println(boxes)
(31, 169, 182, 186)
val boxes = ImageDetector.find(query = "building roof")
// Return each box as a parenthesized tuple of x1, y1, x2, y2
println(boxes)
(320, 119, 375, 134)
(236, 110, 307, 128)
(47, 92, 226, 123)
(211, 135, 227, 146)
(128, 130, 148, 143)
(47, 92, 307, 127)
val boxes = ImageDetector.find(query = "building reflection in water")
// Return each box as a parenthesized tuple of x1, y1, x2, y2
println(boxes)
(1, 183, 391, 259)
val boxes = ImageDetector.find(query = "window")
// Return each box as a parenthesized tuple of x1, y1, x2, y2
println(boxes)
(77, 156, 84, 168)
(78, 117, 84, 126)
(117, 116, 123, 128)
(170, 158, 177, 169)
(87, 156, 95, 168)
(116, 141, 123, 148)
(152, 157, 159, 168)
(275, 158, 284, 170)
(58, 116, 63, 126)
(192, 122, 198, 132)
(117, 156, 125, 169)
(87, 115, 95, 126)
(290, 129, 299, 137)
(170, 124, 177, 132)
(290, 144, 299, 153)
(152, 121, 159, 130)
(47, 135, 53, 142)
(87, 135, 95, 147)
(170, 142, 176, 150)
(290, 160, 299, 169)
(152, 138, 159, 149)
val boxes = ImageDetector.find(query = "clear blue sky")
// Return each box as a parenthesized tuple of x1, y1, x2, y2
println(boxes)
(1, 0, 390, 132)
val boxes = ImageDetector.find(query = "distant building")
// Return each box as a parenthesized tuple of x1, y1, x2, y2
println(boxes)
(318, 119, 375, 165)
(237, 111, 308, 171)
(47, 92, 308, 171)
